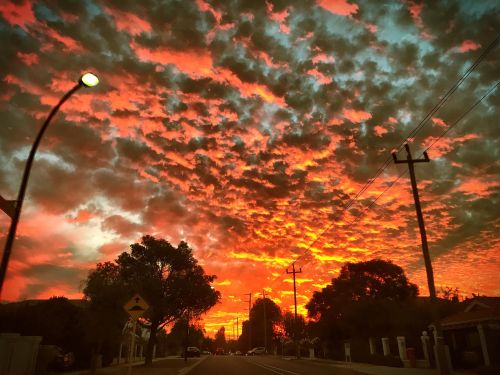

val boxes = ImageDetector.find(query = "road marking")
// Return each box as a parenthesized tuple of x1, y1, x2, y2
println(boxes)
(251, 361, 287, 375)
(249, 360, 301, 375)
(178, 356, 208, 375)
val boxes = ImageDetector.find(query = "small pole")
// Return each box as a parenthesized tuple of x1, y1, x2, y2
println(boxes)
(244, 293, 252, 351)
(262, 290, 267, 353)
(184, 310, 190, 362)
(286, 263, 302, 359)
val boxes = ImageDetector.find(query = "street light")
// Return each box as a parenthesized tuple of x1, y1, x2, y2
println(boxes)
(0, 72, 100, 298)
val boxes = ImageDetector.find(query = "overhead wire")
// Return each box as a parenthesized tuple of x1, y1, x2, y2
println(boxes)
(296, 79, 499, 271)
(262, 35, 499, 301)
(284, 34, 499, 268)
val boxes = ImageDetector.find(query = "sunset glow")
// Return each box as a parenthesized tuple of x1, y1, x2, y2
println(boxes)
(0, 0, 499, 337)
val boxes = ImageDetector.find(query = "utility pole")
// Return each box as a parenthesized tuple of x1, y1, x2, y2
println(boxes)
(244, 293, 252, 351)
(393, 144, 451, 375)
(262, 290, 267, 353)
(183, 309, 190, 362)
(286, 263, 302, 359)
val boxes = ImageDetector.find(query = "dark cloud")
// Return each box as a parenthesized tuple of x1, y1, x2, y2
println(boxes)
(1, 0, 498, 316)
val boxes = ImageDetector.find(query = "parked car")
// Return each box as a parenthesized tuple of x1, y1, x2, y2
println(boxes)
(201, 350, 211, 355)
(246, 347, 266, 355)
(185, 347, 201, 357)
(235, 350, 242, 355)
(215, 348, 225, 355)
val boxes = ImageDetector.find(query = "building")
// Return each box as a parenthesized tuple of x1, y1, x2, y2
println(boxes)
(441, 297, 500, 369)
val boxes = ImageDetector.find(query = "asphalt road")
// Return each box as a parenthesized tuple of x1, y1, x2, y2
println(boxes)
(188, 355, 366, 375)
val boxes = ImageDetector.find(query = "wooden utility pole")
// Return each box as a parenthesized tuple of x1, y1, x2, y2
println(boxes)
(244, 293, 252, 350)
(183, 309, 190, 362)
(262, 290, 267, 352)
(393, 144, 451, 375)
(286, 263, 302, 359)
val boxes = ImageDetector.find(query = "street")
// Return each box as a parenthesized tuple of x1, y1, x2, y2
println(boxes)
(188, 356, 364, 375)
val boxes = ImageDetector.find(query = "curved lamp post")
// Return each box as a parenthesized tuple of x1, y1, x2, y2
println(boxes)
(0, 73, 99, 298)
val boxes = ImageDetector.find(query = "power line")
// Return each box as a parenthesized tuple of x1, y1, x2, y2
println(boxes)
(294, 79, 499, 269)
(286, 34, 499, 268)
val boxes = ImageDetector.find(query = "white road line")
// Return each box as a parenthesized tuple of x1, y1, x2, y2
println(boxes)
(248, 360, 302, 375)
(251, 361, 287, 375)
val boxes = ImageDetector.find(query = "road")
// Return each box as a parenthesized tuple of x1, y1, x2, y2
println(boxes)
(188, 355, 366, 375)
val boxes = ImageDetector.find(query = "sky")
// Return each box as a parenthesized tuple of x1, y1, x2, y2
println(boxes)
(0, 0, 499, 336)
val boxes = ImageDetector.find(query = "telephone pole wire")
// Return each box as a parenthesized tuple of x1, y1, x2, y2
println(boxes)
(286, 263, 302, 359)
(393, 144, 451, 375)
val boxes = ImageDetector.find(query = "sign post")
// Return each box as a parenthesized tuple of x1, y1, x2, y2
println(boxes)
(123, 294, 149, 375)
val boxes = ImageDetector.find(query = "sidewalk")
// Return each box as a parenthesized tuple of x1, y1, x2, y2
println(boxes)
(309, 358, 472, 375)
(66, 356, 205, 375)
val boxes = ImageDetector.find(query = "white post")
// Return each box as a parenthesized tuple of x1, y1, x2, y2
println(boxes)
(382, 338, 390, 356)
(127, 319, 137, 375)
(369, 337, 376, 355)
(397, 336, 407, 361)
(309, 348, 315, 359)
(421, 331, 430, 367)
(153, 345, 156, 360)
(344, 342, 351, 362)
(477, 324, 490, 366)
(118, 343, 123, 364)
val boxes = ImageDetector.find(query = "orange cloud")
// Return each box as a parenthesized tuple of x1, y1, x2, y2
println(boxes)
(343, 108, 372, 123)
(0, 1, 36, 30)
(131, 42, 214, 77)
(105, 7, 152, 35)
(317, 0, 358, 16)
(459, 40, 481, 53)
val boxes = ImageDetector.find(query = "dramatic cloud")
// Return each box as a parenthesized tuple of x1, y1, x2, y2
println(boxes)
(0, 0, 498, 334)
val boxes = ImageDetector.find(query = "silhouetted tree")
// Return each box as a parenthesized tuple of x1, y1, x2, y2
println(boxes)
(83, 235, 220, 366)
(306, 259, 420, 344)
(438, 286, 460, 302)
(249, 297, 282, 351)
(166, 318, 206, 355)
(238, 297, 282, 352)
(214, 326, 226, 350)
(281, 311, 306, 340)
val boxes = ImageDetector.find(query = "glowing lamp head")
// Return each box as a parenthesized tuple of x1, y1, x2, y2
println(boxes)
(80, 72, 99, 87)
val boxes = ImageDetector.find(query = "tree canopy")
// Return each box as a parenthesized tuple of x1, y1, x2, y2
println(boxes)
(307, 259, 418, 321)
(214, 326, 226, 349)
(83, 235, 220, 366)
(306, 259, 420, 340)
(238, 297, 282, 352)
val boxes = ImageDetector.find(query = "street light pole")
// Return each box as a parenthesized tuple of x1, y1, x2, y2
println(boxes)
(0, 73, 99, 299)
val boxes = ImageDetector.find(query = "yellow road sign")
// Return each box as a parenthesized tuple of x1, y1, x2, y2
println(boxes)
(124, 293, 149, 320)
